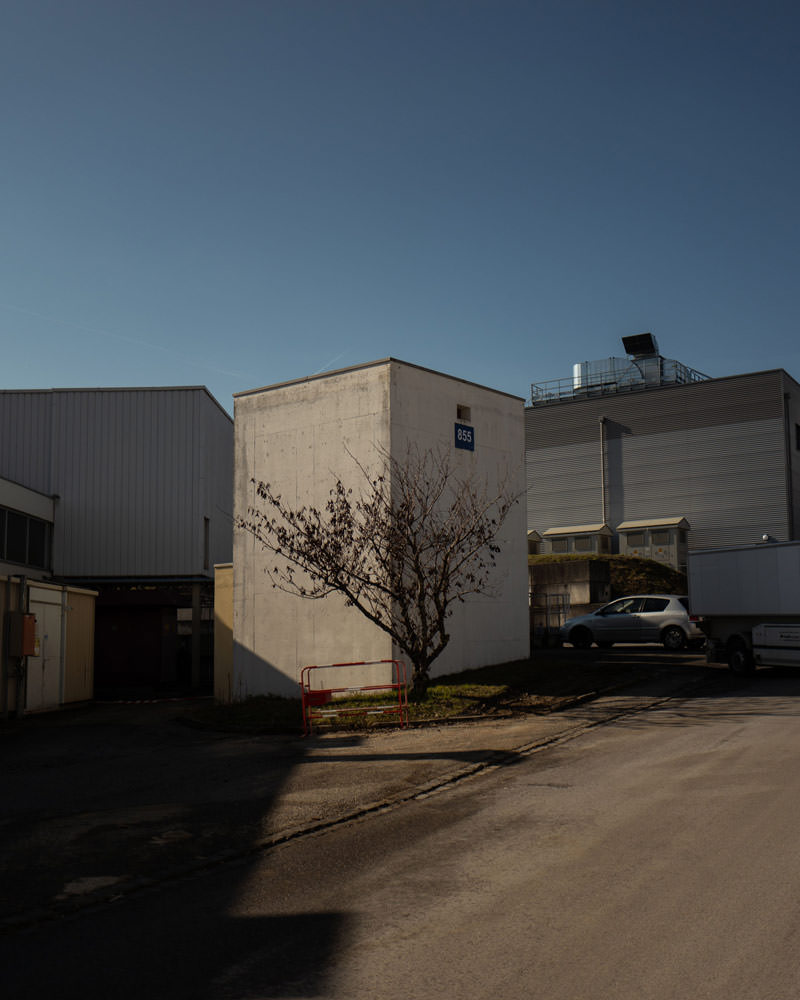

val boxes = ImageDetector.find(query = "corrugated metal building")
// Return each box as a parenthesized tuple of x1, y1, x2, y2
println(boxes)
(526, 346, 800, 570)
(0, 387, 233, 697)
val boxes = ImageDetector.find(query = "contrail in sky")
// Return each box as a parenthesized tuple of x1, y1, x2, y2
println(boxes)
(1, 300, 249, 379)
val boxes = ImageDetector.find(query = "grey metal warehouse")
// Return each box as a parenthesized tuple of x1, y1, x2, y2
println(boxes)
(525, 334, 800, 571)
(0, 386, 233, 706)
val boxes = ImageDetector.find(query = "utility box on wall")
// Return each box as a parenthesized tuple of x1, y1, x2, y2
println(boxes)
(1, 583, 96, 715)
(6, 612, 36, 657)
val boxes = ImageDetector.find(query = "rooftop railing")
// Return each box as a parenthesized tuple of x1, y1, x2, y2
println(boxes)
(530, 358, 710, 406)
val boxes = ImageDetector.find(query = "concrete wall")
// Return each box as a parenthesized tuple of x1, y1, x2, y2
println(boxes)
(389, 362, 529, 677)
(233, 359, 529, 699)
(233, 363, 393, 698)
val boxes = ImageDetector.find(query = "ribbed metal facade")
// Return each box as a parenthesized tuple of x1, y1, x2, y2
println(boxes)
(0, 387, 233, 578)
(526, 369, 800, 551)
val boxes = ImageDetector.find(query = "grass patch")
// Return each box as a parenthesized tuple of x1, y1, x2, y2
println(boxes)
(183, 649, 664, 735)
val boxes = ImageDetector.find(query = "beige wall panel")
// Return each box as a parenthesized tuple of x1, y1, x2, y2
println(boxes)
(214, 564, 233, 702)
(63, 589, 96, 704)
(0, 578, 24, 716)
(26, 585, 64, 713)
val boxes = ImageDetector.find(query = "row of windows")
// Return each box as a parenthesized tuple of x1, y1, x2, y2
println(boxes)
(626, 529, 688, 546)
(0, 506, 52, 570)
(551, 535, 612, 554)
(542, 528, 688, 555)
(626, 530, 681, 546)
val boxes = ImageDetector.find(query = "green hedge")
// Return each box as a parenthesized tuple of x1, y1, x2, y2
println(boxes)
(529, 553, 687, 599)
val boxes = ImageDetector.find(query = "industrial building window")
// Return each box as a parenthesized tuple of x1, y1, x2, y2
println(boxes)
(574, 535, 593, 552)
(457, 404, 471, 422)
(651, 530, 670, 545)
(625, 532, 645, 547)
(551, 537, 569, 553)
(0, 505, 51, 570)
(27, 519, 47, 567)
(5, 511, 27, 563)
(796, 424, 800, 450)
(203, 517, 210, 570)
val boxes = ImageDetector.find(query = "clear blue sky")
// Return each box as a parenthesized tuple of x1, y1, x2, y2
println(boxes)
(3, 1, 798, 414)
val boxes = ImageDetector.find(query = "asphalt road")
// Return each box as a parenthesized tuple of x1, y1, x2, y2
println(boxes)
(3, 665, 800, 998)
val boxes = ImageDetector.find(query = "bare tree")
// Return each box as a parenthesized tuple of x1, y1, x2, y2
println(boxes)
(237, 446, 520, 697)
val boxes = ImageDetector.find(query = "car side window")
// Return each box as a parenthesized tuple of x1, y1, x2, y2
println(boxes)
(605, 598, 643, 614)
(642, 598, 669, 612)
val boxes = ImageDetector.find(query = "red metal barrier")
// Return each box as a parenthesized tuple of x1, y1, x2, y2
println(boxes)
(299, 659, 409, 736)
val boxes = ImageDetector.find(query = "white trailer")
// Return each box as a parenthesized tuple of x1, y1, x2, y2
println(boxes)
(687, 541, 800, 674)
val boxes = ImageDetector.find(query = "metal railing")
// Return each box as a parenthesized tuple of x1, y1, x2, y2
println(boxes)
(299, 659, 409, 735)
(531, 359, 710, 406)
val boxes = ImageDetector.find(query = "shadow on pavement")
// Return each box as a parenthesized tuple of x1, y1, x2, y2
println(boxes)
(3, 653, 800, 996)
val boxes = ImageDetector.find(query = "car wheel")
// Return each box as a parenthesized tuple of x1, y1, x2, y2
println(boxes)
(727, 637, 755, 675)
(662, 625, 686, 650)
(569, 626, 593, 649)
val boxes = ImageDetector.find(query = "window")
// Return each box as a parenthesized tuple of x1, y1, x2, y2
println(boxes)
(574, 535, 593, 552)
(27, 519, 47, 567)
(625, 531, 645, 547)
(551, 537, 569, 553)
(796, 423, 800, 450)
(457, 404, 471, 422)
(5, 511, 27, 564)
(598, 534, 611, 553)
(651, 530, 670, 546)
(642, 598, 669, 612)
(603, 597, 643, 615)
(203, 517, 210, 571)
(0, 505, 51, 570)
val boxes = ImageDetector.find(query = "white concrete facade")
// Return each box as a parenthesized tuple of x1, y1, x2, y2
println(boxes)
(233, 359, 529, 699)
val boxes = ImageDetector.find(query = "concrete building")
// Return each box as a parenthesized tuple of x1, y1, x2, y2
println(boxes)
(0, 387, 233, 703)
(526, 335, 800, 570)
(232, 359, 529, 699)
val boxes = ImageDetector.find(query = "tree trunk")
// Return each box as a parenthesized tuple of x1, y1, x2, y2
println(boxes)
(410, 663, 430, 700)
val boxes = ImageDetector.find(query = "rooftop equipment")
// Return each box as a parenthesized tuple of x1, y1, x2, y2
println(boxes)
(530, 334, 709, 406)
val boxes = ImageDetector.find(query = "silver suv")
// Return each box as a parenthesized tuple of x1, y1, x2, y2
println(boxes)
(560, 595, 704, 650)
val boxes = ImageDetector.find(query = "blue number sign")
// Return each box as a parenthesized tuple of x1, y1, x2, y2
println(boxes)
(454, 423, 475, 451)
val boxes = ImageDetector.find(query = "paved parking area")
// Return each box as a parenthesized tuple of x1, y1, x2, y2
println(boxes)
(0, 658, 718, 930)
